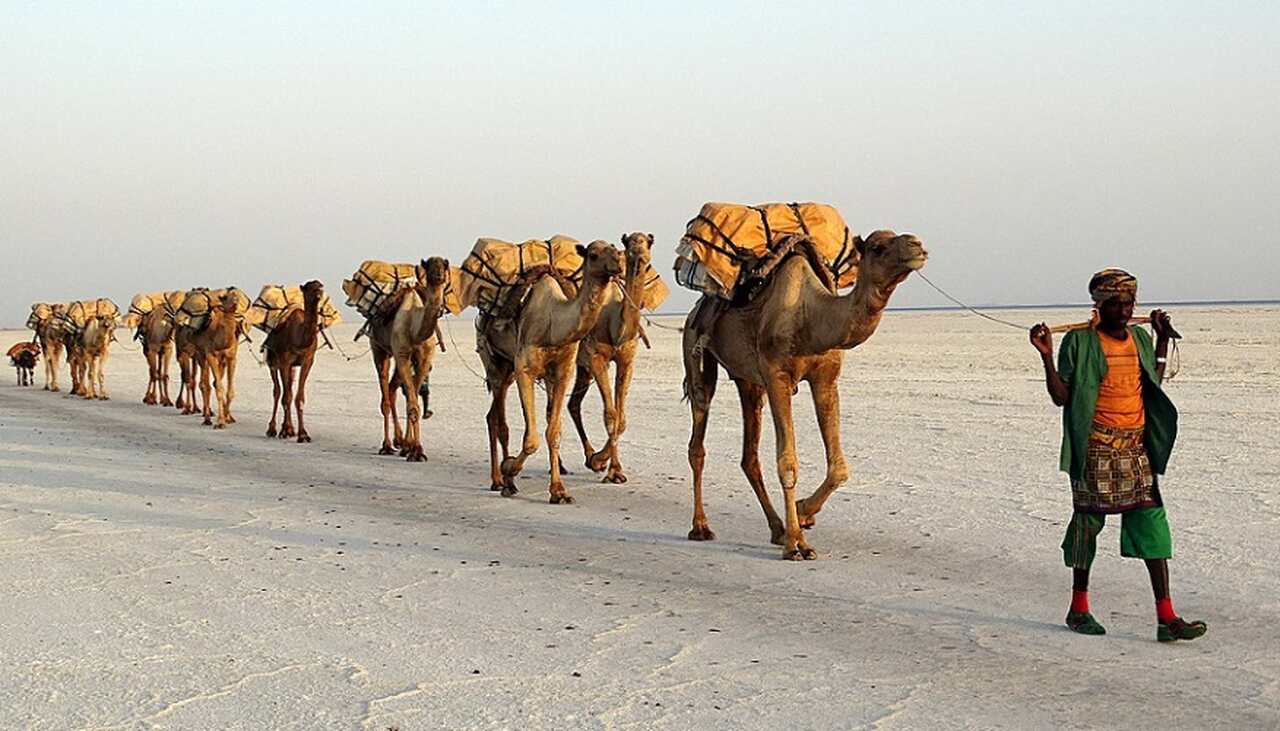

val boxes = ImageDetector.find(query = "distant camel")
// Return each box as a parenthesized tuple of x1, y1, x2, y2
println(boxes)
(141, 306, 177, 406)
(366, 258, 451, 461)
(264, 280, 325, 442)
(191, 294, 242, 428)
(8, 342, 40, 386)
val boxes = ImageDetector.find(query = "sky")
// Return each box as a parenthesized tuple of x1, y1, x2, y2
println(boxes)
(3, 2, 1278, 326)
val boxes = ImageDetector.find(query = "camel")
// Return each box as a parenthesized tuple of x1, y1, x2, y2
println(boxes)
(366, 258, 451, 461)
(8, 342, 39, 386)
(79, 315, 114, 400)
(190, 295, 242, 428)
(173, 323, 202, 414)
(480, 240, 624, 503)
(264, 280, 325, 442)
(567, 232, 654, 484)
(682, 230, 928, 559)
(34, 305, 66, 391)
(63, 328, 86, 397)
(140, 307, 176, 406)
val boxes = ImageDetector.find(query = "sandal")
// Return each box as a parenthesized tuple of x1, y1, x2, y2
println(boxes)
(1157, 617, 1207, 642)
(1066, 611, 1107, 635)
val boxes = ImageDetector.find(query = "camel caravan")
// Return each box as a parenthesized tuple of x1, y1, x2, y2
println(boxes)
(14, 200, 929, 559)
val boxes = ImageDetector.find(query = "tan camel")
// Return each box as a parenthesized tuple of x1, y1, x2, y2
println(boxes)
(366, 258, 451, 461)
(264, 280, 325, 442)
(141, 307, 176, 406)
(191, 295, 242, 428)
(683, 230, 928, 559)
(173, 323, 201, 414)
(78, 315, 114, 400)
(35, 305, 66, 391)
(567, 232, 654, 484)
(63, 328, 86, 397)
(480, 240, 624, 503)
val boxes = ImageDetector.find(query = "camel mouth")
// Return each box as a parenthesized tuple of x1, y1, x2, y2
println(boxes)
(903, 253, 928, 271)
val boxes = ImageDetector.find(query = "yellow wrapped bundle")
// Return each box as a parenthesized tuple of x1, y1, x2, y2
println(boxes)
(60, 299, 121, 337)
(674, 202, 859, 299)
(456, 235, 583, 313)
(343, 260, 463, 318)
(248, 284, 343, 333)
(174, 288, 251, 332)
(124, 291, 181, 328)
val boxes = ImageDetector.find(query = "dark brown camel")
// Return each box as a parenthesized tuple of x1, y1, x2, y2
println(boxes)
(264, 280, 324, 442)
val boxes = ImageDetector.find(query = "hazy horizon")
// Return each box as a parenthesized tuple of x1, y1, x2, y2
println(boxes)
(3, 2, 1278, 327)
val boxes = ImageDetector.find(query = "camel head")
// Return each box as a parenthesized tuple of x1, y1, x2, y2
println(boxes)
(418, 257, 450, 287)
(854, 230, 928, 289)
(301, 279, 325, 304)
(576, 241, 625, 284)
(621, 232, 654, 279)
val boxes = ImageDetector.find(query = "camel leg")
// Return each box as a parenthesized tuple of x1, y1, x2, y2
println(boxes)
(796, 377, 850, 528)
(585, 357, 617, 476)
(212, 357, 230, 429)
(267, 364, 281, 437)
(567, 364, 597, 470)
(280, 363, 296, 438)
(686, 346, 718, 541)
(83, 354, 98, 400)
(544, 358, 573, 504)
(394, 353, 424, 462)
(765, 373, 816, 560)
(374, 351, 397, 454)
(144, 349, 157, 404)
(500, 368, 540, 495)
(159, 344, 173, 406)
(486, 374, 514, 492)
(200, 357, 214, 425)
(295, 355, 314, 443)
(603, 353, 635, 484)
(223, 352, 237, 423)
(97, 349, 109, 400)
(736, 380, 786, 544)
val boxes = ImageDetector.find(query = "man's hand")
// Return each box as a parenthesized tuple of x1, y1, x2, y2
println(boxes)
(1150, 309, 1174, 339)
(1030, 323, 1054, 357)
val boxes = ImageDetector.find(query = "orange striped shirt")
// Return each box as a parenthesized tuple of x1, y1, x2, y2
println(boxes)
(1094, 330, 1145, 428)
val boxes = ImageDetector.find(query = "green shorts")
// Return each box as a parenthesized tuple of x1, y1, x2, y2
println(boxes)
(1061, 507, 1173, 570)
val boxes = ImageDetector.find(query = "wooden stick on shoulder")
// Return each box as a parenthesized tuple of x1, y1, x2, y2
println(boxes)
(1047, 315, 1151, 334)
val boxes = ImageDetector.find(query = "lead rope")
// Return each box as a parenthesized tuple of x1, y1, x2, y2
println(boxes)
(443, 317, 490, 384)
(915, 271, 1179, 380)
(615, 284, 684, 333)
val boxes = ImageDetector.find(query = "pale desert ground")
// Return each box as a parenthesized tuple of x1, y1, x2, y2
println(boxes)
(2, 306, 1278, 730)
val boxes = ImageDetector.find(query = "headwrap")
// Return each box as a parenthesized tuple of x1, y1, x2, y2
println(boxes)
(1088, 268, 1137, 305)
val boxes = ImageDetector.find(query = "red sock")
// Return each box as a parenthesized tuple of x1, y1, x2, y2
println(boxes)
(1156, 597, 1176, 623)
(1070, 590, 1089, 614)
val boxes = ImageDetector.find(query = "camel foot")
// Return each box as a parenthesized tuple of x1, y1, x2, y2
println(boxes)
(688, 524, 717, 541)
(280, 427, 295, 439)
(549, 492, 575, 505)
(378, 444, 395, 455)
(587, 449, 611, 473)
(213, 423, 225, 430)
(603, 468, 627, 484)
(99, 395, 109, 401)
(203, 417, 213, 426)
(500, 456, 520, 478)
(795, 498, 819, 529)
(424, 409, 433, 419)
(297, 431, 311, 444)
(405, 448, 425, 462)
(266, 426, 277, 437)
(143, 396, 155, 405)
(769, 524, 787, 545)
(490, 481, 503, 492)
(226, 414, 236, 424)
(782, 545, 818, 561)
(500, 484, 519, 498)
(43, 385, 50, 391)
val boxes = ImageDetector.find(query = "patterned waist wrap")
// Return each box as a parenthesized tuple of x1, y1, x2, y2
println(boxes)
(1071, 422, 1160, 514)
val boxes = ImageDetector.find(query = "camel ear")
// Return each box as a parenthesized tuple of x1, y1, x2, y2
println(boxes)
(621, 233, 628, 245)
(646, 233, 655, 248)
(420, 258, 430, 269)
(852, 235, 866, 256)
(576, 244, 588, 257)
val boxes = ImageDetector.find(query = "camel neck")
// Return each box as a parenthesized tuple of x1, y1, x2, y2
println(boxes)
(815, 275, 898, 353)
(551, 274, 611, 345)
(617, 260, 648, 344)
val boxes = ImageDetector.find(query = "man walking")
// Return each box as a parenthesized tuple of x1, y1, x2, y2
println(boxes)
(1030, 268, 1207, 642)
